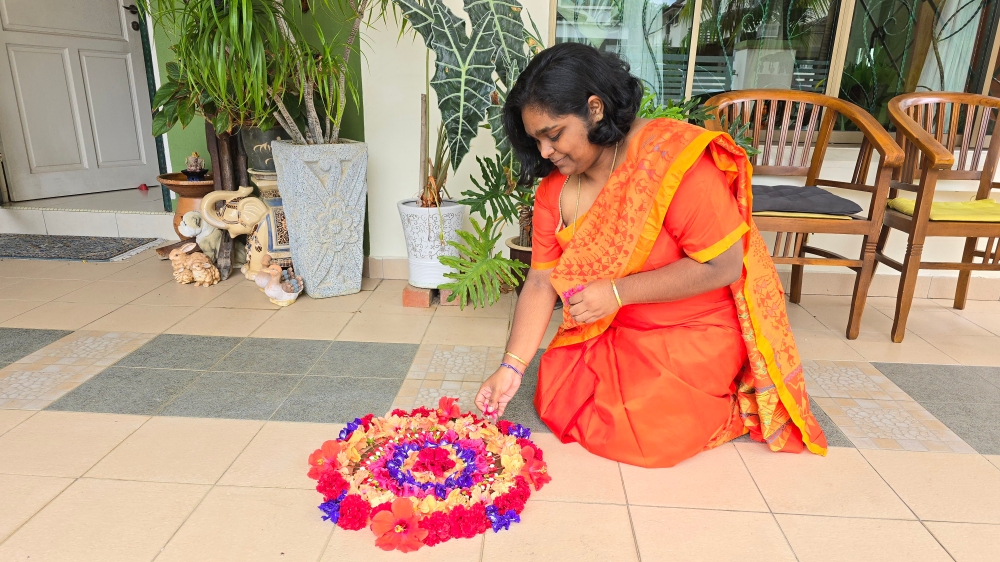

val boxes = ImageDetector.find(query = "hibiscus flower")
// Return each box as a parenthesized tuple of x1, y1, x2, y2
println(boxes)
(370, 498, 428, 552)
(437, 396, 461, 418)
(307, 440, 342, 480)
(519, 446, 552, 490)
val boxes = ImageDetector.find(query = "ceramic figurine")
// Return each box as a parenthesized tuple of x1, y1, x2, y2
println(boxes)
(254, 254, 275, 291)
(177, 211, 221, 261)
(200, 181, 291, 281)
(167, 242, 219, 287)
(182, 152, 208, 181)
(169, 245, 196, 284)
(263, 263, 304, 306)
(191, 259, 221, 287)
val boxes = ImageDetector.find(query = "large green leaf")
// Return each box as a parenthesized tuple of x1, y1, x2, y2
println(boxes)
(464, 0, 527, 85)
(439, 217, 526, 309)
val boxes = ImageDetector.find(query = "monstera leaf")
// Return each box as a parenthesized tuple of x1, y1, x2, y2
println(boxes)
(465, 0, 528, 85)
(396, 0, 497, 171)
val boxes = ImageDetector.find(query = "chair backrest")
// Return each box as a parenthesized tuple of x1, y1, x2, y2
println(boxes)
(704, 89, 901, 187)
(889, 93, 1000, 198)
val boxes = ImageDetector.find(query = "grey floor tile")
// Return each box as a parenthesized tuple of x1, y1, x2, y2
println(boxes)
(809, 397, 853, 448)
(159, 371, 301, 420)
(213, 338, 331, 375)
(500, 351, 549, 433)
(918, 401, 1000, 455)
(873, 363, 1000, 404)
(46, 367, 203, 416)
(271, 376, 403, 423)
(116, 334, 243, 370)
(0, 328, 71, 360)
(308, 341, 418, 379)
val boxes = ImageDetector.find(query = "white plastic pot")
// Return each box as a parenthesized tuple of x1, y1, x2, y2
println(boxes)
(397, 199, 466, 289)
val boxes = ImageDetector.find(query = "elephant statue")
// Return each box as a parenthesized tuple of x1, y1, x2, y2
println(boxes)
(200, 176, 292, 280)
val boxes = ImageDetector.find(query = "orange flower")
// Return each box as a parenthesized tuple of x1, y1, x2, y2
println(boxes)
(437, 396, 461, 418)
(307, 440, 342, 480)
(370, 498, 428, 552)
(518, 446, 551, 490)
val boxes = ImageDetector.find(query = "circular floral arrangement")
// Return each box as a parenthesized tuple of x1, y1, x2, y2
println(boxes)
(307, 397, 551, 552)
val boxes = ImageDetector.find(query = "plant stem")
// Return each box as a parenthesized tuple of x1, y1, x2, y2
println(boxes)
(331, 0, 370, 143)
(270, 88, 308, 145)
(303, 79, 324, 144)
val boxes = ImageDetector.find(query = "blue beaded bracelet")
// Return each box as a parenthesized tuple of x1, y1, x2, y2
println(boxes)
(500, 362, 524, 377)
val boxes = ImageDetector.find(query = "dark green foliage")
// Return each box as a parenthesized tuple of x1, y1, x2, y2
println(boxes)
(439, 217, 527, 308)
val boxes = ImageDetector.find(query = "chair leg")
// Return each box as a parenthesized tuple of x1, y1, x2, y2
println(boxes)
(789, 233, 808, 304)
(891, 241, 924, 343)
(847, 241, 877, 340)
(954, 237, 978, 310)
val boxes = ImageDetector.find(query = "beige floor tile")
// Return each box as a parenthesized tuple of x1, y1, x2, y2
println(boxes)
(986, 455, 1000, 471)
(805, 303, 896, 336)
(631, 506, 796, 562)
(540, 314, 562, 348)
(0, 259, 68, 278)
(360, 277, 380, 291)
(55, 278, 166, 305)
(861, 449, 1000, 523)
(0, 301, 120, 330)
(0, 474, 74, 542)
(528, 433, 626, 504)
(292, 290, 372, 312)
(0, 410, 33, 436)
(791, 330, 865, 361)
(481, 501, 638, 562)
(0, 411, 146, 477)
(156, 486, 333, 562)
(736, 443, 914, 519)
(621, 443, 769, 512)
(902, 308, 995, 337)
(218, 421, 344, 489)
(132, 275, 241, 306)
(776, 514, 953, 562)
(359, 280, 437, 316)
(953, 311, 1000, 337)
(1, 278, 92, 302)
(422, 316, 510, 347)
(925, 335, 1000, 366)
(251, 309, 354, 340)
(0, 300, 44, 323)
(204, 281, 281, 309)
(435, 293, 513, 319)
(925, 521, 1000, 562)
(846, 332, 958, 364)
(785, 303, 828, 331)
(165, 307, 275, 337)
(337, 312, 431, 344)
(86, 417, 263, 484)
(82, 304, 196, 333)
(101, 257, 178, 282)
(0, 478, 207, 562)
(865, 296, 947, 312)
(320, 526, 483, 561)
(37, 260, 134, 281)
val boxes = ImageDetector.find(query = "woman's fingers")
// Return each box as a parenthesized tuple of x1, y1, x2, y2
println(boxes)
(475, 385, 492, 414)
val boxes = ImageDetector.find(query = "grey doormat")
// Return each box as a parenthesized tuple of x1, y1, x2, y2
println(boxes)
(0, 234, 159, 261)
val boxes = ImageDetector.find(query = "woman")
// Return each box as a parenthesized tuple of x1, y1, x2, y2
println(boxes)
(474, 43, 827, 468)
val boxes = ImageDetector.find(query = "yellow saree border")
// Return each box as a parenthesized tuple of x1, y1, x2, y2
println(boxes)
(688, 222, 749, 263)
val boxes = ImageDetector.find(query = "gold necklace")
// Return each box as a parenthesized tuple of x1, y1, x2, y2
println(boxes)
(574, 142, 619, 237)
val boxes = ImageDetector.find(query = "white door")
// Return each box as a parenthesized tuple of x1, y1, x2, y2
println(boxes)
(0, 0, 160, 201)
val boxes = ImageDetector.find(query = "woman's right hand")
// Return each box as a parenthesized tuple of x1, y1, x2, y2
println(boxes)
(475, 366, 522, 419)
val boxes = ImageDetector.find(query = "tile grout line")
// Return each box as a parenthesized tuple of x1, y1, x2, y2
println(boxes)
(0, 410, 38, 439)
(617, 463, 643, 562)
(732, 444, 801, 562)
(266, 340, 337, 422)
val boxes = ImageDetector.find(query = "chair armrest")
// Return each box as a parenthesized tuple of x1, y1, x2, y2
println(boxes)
(888, 99, 954, 171)
(832, 100, 903, 169)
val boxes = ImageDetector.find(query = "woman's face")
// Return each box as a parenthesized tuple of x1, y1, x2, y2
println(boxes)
(521, 97, 604, 176)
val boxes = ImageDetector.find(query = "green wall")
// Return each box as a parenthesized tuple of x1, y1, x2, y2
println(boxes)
(151, 3, 365, 173)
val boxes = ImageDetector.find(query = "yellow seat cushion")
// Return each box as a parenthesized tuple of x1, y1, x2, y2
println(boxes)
(887, 198, 1000, 222)
(753, 211, 853, 220)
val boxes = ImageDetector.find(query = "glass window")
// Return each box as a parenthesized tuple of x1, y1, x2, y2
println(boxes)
(554, 0, 697, 101)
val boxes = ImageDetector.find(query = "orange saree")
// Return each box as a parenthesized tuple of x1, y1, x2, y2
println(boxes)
(530, 118, 827, 468)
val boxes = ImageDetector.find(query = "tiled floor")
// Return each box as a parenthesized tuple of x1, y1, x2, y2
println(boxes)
(3, 252, 1000, 560)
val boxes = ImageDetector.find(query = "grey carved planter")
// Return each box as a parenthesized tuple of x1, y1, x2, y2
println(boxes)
(272, 139, 368, 298)
(397, 199, 465, 289)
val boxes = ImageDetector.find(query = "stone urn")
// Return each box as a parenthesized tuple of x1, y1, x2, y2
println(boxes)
(397, 199, 466, 289)
(157, 173, 215, 238)
(271, 140, 368, 298)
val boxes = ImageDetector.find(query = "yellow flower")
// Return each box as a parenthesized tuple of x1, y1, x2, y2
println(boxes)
(500, 442, 525, 475)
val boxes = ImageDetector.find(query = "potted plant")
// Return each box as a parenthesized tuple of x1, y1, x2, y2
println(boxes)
(393, 0, 543, 290)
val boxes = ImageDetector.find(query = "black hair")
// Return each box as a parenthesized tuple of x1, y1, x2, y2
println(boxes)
(502, 42, 643, 186)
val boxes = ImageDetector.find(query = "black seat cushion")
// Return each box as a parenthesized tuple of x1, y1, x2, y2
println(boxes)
(752, 184, 863, 216)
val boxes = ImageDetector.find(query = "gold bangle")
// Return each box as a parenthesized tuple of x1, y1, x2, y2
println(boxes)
(610, 279, 623, 308)
(504, 351, 528, 366)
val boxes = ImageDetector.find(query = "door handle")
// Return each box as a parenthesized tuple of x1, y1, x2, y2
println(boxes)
(123, 4, 139, 15)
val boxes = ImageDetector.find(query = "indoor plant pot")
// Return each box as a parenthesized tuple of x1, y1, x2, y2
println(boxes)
(398, 199, 466, 289)
(272, 139, 368, 298)
(505, 236, 531, 295)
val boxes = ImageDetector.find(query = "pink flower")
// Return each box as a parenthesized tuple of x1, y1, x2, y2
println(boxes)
(370, 498, 428, 553)
(412, 447, 456, 478)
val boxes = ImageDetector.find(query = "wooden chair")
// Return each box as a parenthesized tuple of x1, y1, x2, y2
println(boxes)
(878, 92, 1000, 342)
(704, 89, 904, 339)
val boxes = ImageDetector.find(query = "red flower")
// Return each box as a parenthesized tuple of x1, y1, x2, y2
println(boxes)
(448, 503, 489, 539)
(410, 406, 433, 418)
(307, 440, 342, 480)
(359, 413, 375, 430)
(418, 511, 452, 546)
(316, 470, 349, 501)
(516, 438, 543, 461)
(494, 476, 530, 514)
(519, 446, 552, 490)
(412, 447, 456, 478)
(371, 501, 393, 516)
(336, 494, 371, 531)
(370, 498, 428, 552)
(437, 396, 461, 418)
(497, 420, 513, 435)
(390, 409, 408, 417)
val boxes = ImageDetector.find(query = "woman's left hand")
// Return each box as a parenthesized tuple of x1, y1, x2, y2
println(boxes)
(567, 279, 621, 324)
